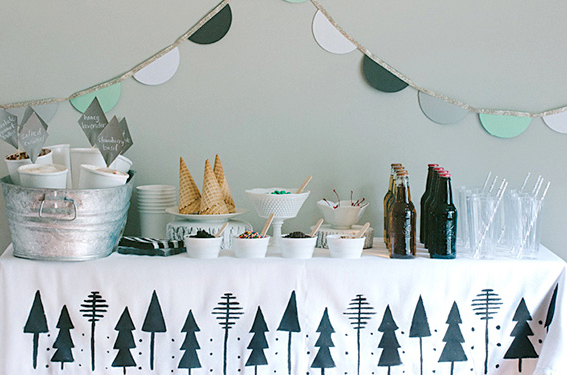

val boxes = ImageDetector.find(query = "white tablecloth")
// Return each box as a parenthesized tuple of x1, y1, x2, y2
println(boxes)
(0, 241, 565, 375)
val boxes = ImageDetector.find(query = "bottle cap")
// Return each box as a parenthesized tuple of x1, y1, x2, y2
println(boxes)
(428, 163, 439, 167)
(434, 168, 445, 173)
(396, 170, 409, 176)
(440, 173, 451, 177)
(391, 163, 403, 167)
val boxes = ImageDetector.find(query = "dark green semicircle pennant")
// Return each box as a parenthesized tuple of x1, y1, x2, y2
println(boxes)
(189, 4, 232, 45)
(362, 55, 408, 93)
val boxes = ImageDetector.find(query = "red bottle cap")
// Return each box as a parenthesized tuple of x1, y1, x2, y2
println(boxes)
(428, 163, 439, 167)
(440, 173, 451, 177)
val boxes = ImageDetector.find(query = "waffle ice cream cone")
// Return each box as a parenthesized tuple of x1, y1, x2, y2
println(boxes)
(213, 154, 236, 213)
(178, 157, 201, 214)
(199, 159, 229, 215)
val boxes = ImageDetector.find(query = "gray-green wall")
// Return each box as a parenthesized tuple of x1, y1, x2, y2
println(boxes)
(1, 0, 566, 259)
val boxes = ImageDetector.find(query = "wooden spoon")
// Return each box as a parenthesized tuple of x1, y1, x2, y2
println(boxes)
(295, 176, 312, 194)
(260, 213, 275, 237)
(354, 222, 370, 238)
(214, 222, 229, 238)
(309, 218, 324, 237)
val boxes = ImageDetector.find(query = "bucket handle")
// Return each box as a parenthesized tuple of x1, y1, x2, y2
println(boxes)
(39, 194, 77, 221)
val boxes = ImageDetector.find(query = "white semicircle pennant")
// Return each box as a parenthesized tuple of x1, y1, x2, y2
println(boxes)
(418, 92, 469, 125)
(134, 47, 181, 86)
(542, 111, 567, 134)
(11, 102, 59, 123)
(312, 10, 356, 55)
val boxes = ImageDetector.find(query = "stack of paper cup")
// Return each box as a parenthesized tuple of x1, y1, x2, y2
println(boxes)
(137, 185, 177, 238)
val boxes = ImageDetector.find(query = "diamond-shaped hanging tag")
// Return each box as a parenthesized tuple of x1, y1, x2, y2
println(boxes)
(118, 117, 133, 154)
(78, 97, 108, 146)
(0, 109, 20, 149)
(95, 116, 125, 167)
(18, 106, 48, 132)
(18, 112, 49, 163)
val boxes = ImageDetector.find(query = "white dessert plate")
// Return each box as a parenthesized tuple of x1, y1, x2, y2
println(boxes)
(165, 207, 247, 222)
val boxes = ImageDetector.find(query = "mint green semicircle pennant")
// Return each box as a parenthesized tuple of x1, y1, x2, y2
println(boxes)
(479, 113, 532, 138)
(70, 83, 121, 113)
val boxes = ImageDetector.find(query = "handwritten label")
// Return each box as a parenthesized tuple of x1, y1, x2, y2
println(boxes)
(95, 116, 125, 167)
(18, 112, 48, 163)
(118, 117, 133, 154)
(78, 97, 108, 146)
(0, 109, 19, 148)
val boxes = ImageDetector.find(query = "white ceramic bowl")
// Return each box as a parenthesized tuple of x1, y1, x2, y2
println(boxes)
(327, 234, 365, 259)
(18, 163, 68, 189)
(184, 236, 222, 259)
(5, 149, 53, 185)
(232, 236, 270, 258)
(78, 164, 129, 189)
(280, 236, 317, 259)
(246, 188, 310, 218)
(317, 200, 368, 229)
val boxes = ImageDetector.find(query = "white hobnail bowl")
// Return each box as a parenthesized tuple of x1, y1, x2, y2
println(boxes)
(317, 200, 368, 229)
(232, 236, 271, 258)
(246, 188, 310, 218)
(327, 234, 365, 259)
(184, 236, 222, 259)
(280, 236, 317, 259)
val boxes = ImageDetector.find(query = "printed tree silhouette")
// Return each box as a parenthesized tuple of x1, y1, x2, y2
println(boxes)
(142, 290, 167, 370)
(51, 305, 75, 369)
(377, 305, 402, 375)
(112, 307, 137, 374)
(471, 288, 502, 374)
(277, 290, 301, 375)
(409, 295, 431, 375)
(438, 302, 467, 375)
(343, 294, 376, 375)
(80, 291, 108, 371)
(24, 290, 48, 369)
(544, 284, 558, 333)
(503, 298, 538, 372)
(246, 306, 269, 375)
(311, 307, 336, 374)
(212, 292, 243, 375)
(178, 309, 202, 374)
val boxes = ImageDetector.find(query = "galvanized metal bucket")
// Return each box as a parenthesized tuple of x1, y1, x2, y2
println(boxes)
(1, 172, 135, 261)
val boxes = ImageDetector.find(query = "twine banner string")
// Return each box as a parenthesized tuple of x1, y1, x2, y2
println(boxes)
(309, 0, 566, 118)
(1, 0, 565, 119)
(0, 0, 231, 110)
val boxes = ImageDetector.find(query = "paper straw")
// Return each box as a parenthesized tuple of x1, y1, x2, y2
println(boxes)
(488, 176, 499, 193)
(520, 173, 530, 192)
(482, 172, 492, 190)
(531, 175, 542, 195)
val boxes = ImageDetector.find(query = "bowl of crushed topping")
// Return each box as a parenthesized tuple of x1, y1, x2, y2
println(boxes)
(232, 231, 270, 258)
(184, 230, 222, 259)
(326, 234, 365, 259)
(281, 231, 317, 259)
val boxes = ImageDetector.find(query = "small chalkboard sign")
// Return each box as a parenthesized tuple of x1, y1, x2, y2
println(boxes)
(18, 112, 49, 163)
(19, 106, 48, 132)
(78, 97, 108, 146)
(0, 109, 19, 148)
(96, 116, 126, 167)
(118, 117, 133, 154)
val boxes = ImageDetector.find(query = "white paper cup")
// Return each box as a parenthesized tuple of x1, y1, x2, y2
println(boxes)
(327, 234, 365, 259)
(232, 236, 270, 258)
(70, 148, 105, 188)
(78, 164, 128, 189)
(46, 144, 72, 188)
(5, 149, 53, 185)
(18, 163, 68, 189)
(184, 236, 222, 259)
(109, 155, 133, 173)
(139, 211, 172, 238)
(281, 236, 317, 259)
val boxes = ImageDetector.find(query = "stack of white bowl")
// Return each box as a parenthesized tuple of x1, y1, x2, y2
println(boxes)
(136, 185, 177, 238)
